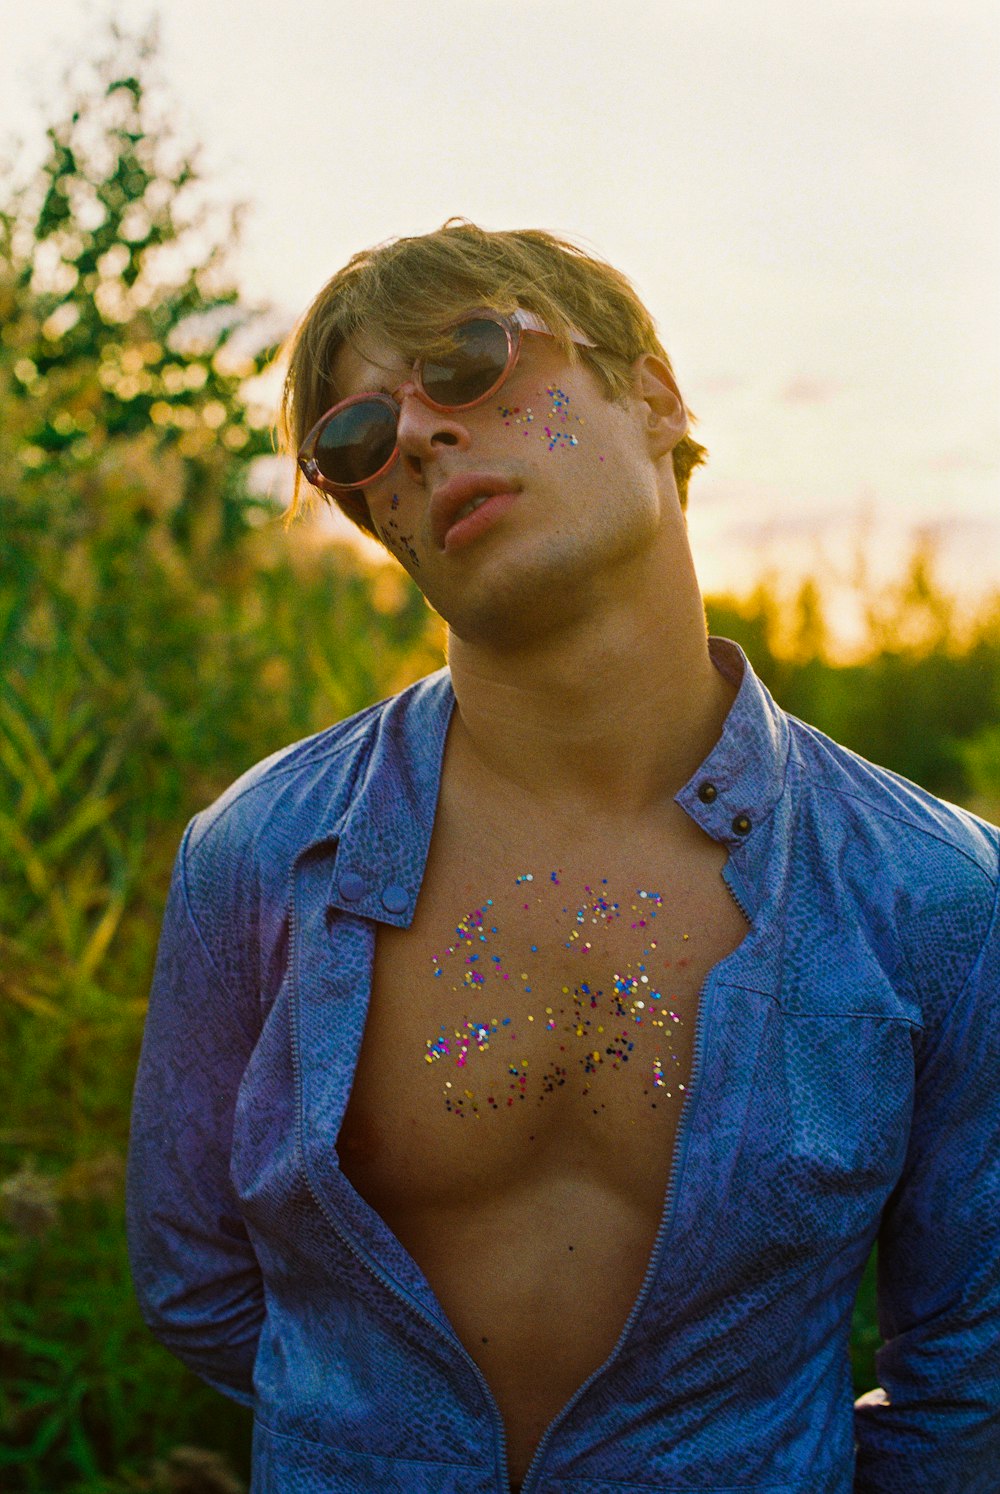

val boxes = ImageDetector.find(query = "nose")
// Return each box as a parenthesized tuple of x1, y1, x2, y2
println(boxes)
(393, 383, 469, 469)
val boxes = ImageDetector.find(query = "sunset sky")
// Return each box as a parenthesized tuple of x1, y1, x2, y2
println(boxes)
(3, 0, 998, 643)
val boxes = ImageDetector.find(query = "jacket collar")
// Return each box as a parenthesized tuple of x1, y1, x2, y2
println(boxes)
(675, 636, 790, 848)
(321, 636, 790, 927)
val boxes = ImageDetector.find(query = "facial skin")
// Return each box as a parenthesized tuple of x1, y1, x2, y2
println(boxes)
(332, 327, 682, 634)
(327, 316, 736, 828)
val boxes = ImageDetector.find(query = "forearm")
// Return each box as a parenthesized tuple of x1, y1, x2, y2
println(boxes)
(126, 1188, 265, 1405)
(854, 1384, 1000, 1493)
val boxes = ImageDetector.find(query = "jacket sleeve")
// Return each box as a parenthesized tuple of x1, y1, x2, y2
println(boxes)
(126, 821, 264, 1407)
(854, 857, 1000, 1491)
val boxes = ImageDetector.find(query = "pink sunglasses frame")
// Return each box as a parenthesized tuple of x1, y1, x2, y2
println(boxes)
(297, 306, 598, 496)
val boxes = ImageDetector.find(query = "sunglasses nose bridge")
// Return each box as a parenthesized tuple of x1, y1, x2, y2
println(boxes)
(391, 381, 444, 452)
(389, 372, 422, 404)
(390, 373, 460, 445)
(392, 383, 468, 459)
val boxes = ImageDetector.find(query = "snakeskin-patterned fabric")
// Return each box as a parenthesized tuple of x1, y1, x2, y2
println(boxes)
(126, 638, 1000, 1492)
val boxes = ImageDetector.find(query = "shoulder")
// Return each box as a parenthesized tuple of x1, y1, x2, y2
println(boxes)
(783, 713, 999, 1020)
(186, 701, 380, 857)
(176, 665, 452, 942)
(785, 712, 998, 881)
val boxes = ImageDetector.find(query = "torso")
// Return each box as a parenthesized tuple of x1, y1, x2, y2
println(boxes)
(337, 727, 750, 1482)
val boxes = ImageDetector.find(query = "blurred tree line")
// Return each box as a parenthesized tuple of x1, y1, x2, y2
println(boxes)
(1, 27, 998, 1493)
(710, 559, 1000, 824)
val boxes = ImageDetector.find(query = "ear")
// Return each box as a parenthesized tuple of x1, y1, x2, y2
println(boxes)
(631, 352, 689, 460)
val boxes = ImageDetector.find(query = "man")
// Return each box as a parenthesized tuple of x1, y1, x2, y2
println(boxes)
(127, 220, 1000, 1493)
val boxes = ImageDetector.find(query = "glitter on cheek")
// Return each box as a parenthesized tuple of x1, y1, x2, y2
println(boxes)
(497, 402, 534, 436)
(540, 384, 585, 452)
(500, 388, 585, 452)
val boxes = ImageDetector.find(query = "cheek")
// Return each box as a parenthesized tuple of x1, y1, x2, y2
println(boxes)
(373, 493, 422, 570)
(495, 386, 588, 454)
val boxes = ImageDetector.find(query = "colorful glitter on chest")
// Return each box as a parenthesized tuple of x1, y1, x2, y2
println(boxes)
(424, 873, 689, 1117)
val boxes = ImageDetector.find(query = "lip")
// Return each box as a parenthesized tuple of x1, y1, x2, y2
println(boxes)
(431, 472, 522, 550)
(442, 491, 520, 552)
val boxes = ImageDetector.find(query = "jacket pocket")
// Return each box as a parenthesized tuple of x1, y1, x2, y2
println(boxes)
(252, 1417, 495, 1493)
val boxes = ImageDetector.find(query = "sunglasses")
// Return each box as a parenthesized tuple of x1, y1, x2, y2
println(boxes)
(297, 307, 597, 496)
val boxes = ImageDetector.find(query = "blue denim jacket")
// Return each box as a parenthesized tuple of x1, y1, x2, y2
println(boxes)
(126, 638, 1000, 1493)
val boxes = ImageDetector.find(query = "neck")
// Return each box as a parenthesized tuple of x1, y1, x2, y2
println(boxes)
(445, 537, 735, 828)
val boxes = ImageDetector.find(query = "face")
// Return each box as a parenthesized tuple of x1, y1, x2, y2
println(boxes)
(327, 313, 688, 649)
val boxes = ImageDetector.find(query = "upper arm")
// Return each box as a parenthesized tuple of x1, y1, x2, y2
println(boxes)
(126, 822, 264, 1405)
(854, 850, 1000, 1489)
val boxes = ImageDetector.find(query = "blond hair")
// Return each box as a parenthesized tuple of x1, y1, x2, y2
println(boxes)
(278, 218, 707, 542)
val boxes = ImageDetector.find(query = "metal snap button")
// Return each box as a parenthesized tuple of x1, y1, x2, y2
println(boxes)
(731, 813, 752, 836)
(697, 782, 718, 803)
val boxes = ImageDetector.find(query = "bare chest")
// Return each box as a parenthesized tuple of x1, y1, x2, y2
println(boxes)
(337, 804, 749, 1220)
(334, 719, 750, 1479)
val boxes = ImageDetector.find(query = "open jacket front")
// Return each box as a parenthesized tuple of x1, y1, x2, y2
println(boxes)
(126, 639, 1000, 1493)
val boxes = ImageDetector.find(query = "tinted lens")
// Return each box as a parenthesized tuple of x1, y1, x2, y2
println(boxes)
(310, 319, 511, 487)
(313, 400, 397, 486)
(421, 318, 510, 405)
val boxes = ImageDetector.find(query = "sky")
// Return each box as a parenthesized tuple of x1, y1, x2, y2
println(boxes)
(2, 0, 998, 645)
